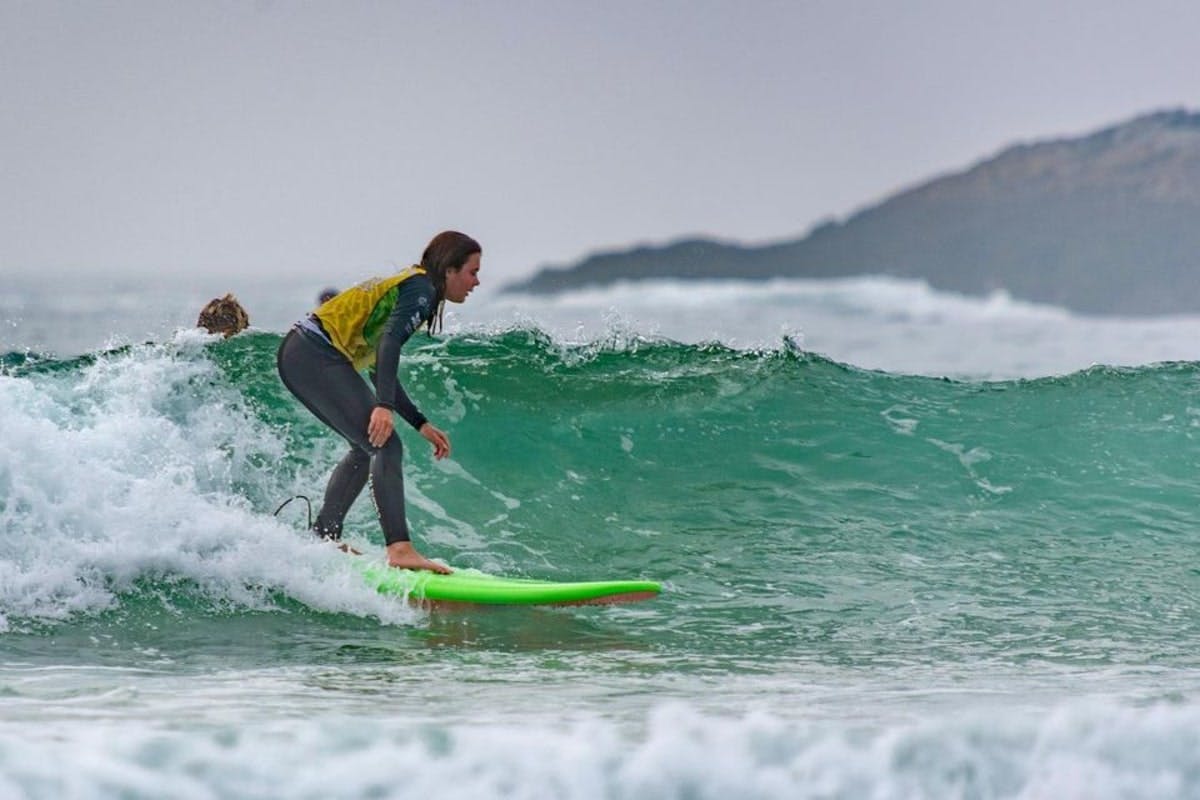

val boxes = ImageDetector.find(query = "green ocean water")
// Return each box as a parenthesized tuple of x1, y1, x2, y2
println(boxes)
(5, 328, 1200, 797)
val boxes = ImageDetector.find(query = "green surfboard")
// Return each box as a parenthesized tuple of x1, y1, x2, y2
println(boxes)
(360, 561, 661, 607)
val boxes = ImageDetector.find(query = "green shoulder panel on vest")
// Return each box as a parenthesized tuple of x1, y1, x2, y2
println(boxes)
(360, 284, 400, 355)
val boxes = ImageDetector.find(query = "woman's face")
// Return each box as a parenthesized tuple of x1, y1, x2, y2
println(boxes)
(444, 252, 481, 303)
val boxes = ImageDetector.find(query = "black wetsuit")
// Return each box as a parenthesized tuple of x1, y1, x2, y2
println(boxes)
(276, 275, 437, 544)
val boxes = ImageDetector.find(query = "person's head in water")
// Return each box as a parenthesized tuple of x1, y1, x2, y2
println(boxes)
(317, 287, 338, 305)
(420, 231, 481, 332)
(197, 293, 249, 338)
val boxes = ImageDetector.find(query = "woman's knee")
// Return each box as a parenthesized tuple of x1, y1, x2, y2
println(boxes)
(375, 436, 405, 468)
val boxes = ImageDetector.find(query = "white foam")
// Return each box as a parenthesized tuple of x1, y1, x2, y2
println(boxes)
(10, 276, 1200, 378)
(482, 277, 1200, 378)
(3, 699, 1200, 799)
(0, 333, 419, 630)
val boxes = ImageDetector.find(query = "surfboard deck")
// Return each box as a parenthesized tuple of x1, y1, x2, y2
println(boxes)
(359, 561, 661, 608)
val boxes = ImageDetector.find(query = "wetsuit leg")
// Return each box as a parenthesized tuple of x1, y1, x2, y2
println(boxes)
(276, 330, 412, 544)
(314, 448, 370, 539)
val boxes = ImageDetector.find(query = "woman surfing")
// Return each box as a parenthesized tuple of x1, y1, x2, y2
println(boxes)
(276, 231, 481, 573)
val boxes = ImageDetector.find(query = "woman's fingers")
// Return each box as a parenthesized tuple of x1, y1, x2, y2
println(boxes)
(420, 423, 451, 459)
(368, 407, 394, 448)
(370, 415, 451, 456)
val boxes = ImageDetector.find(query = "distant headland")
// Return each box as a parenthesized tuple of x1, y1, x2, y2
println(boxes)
(505, 109, 1200, 315)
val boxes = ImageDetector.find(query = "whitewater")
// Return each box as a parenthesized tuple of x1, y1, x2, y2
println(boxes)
(4, 276, 1200, 799)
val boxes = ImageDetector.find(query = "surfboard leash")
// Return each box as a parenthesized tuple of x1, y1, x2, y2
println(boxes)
(272, 495, 313, 529)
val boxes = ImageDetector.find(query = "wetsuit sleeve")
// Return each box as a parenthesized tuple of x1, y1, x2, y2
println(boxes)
(370, 276, 436, 430)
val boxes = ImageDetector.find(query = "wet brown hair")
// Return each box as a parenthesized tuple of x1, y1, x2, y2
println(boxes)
(420, 230, 481, 333)
(196, 293, 249, 338)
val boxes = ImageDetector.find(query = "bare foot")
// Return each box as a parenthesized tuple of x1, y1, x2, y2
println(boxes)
(386, 541, 452, 574)
(336, 542, 362, 556)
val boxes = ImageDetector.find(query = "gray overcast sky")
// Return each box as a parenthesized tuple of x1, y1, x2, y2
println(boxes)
(3, 0, 1199, 289)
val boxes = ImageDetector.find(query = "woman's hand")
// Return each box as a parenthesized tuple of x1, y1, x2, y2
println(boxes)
(367, 406, 394, 448)
(419, 422, 451, 459)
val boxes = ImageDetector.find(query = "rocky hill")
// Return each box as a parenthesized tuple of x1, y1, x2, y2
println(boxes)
(506, 110, 1200, 315)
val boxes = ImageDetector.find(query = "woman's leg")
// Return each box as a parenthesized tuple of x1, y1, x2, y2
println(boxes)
(313, 447, 370, 540)
(276, 330, 411, 543)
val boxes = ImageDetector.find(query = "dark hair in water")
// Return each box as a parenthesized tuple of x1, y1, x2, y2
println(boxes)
(420, 230, 481, 333)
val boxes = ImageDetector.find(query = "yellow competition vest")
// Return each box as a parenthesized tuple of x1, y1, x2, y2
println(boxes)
(312, 266, 428, 370)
